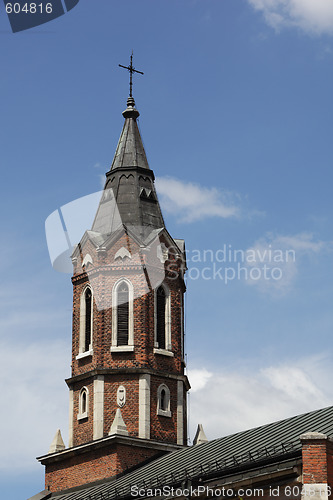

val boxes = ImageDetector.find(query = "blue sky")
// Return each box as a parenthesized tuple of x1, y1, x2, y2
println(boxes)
(0, 1, 333, 498)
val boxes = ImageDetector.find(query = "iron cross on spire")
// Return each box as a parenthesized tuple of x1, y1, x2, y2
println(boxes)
(119, 52, 144, 98)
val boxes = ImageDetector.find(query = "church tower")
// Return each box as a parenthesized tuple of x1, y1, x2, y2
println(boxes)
(38, 89, 189, 492)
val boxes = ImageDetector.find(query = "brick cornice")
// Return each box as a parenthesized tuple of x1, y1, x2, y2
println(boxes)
(37, 433, 182, 465)
(65, 368, 190, 390)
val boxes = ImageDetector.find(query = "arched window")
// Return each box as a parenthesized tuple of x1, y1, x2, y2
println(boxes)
(84, 288, 92, 352)
(77, 286, 93, 358)
(157, 384, 171, 417)
(111, 279, 134, 351)
(117, 282, 129, 346)
(156, 286, 166, 349)
(160, 388, 166, 411)
(78, 387, 89, 420)
(82, 390, 87, 414)
(154, 284, 171, 353)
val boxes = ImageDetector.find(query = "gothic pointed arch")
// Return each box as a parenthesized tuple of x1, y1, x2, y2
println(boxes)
(77, 285, 93, 358)
(78, 386, 89, 420)
(111, 278, 134, 351)
(157, 384, 171, 417)
(154, 283, 171, 353)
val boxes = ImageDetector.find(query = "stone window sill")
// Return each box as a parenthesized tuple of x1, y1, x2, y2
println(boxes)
(76, 349, 93, 360)
(77, 412, 88, 420)
(154, 348, 174, 357)
(157, 409, 172, 417)
(111, 345, 134, 353)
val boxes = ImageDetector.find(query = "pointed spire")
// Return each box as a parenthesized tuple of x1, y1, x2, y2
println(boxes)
(48, 429, 65, 454)
(92, 92, 166, 234)
(110, 96, 149, 171)
(193, 424, 208, 445)
(109, 408, 129, 436)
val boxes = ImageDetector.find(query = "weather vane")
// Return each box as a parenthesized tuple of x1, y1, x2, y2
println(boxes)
(119, 51, 144, 98)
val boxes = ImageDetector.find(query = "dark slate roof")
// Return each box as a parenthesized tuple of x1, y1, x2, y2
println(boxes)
(110, 97, 149, 171)
(48, 405, 333, 500)
(91, 97, 166, 234)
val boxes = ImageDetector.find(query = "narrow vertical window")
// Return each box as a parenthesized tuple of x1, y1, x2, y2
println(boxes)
(84, 288, 92, 352)
(78, 387, 89, 420)
(77, 286, 94, 358)
(160, 389, 166, 411)
(117, 282, 129, 346)
(82, 390, 87, 414)
(156, 286, 166, 349)
(111, 279, 134, 351)
(157, 384, 171, 417)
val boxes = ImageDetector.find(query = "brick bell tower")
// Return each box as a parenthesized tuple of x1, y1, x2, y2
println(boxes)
(38, 91, 189, 492)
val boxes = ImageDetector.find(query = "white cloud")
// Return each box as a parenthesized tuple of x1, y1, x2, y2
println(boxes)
(0, 340, 69, 473)
(188, 368, 213, 392)
(244, 232, 331, 295)
(3, 337, 332, 474)
(155, 177, 242, 223)
(248, 0, 333, 35)
(188, 354, 333, 441)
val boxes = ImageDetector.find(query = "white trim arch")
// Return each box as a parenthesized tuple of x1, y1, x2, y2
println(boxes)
(77, 284, 94, 359)
(157, 383, 171, 417)
(111, 278, 134, 352)
(78, 386, 89, 420)
(154, 283, 172, 356)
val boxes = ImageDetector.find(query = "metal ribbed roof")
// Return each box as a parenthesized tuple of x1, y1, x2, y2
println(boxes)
(49, 405, 333, 500)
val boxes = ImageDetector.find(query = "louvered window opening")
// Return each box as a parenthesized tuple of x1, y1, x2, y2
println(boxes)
(85, 289, 92, 352)
(117, 283, 129, 346)
(156, 286, 166, 349)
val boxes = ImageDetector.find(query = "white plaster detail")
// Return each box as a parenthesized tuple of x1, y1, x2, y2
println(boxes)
(111, 345, 134, 353)
(177, 381, 184, 445)
(301, 484, 329, 500)
(77, 386, 89, 420)
(157, 243, 168, 263)
(193, 424, 208, 445)
(154, 283, 171, 351)
(115, 247, 132, 260)
(153, 348, 174, 357)
(139, 374, 151, 439)
(93, 376, 104, 440)
(117, 385, 126, 408)
(300, 432, 328, 440)
(111, 278, 134, 348)
(109, 408, 129, 436)
(157, 384, 171, 417)
(82, 253, 93, 267)
(48, 429, 65, 454)
(79, 285, 93, 355)
(68, 389, 74, 448)
(76, 349, 93, 360)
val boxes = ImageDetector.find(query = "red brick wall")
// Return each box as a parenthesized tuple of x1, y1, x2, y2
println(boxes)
(104, 374, 140, 436)
(301, 434, 332, 485)
(150, 375, 178, 444)
(71, 233, 185, 377)
(327, 440, 333, 491)
(72, 380, 94, 446)
(45, 443, 160, 492)
(63, 230, 188, 480)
